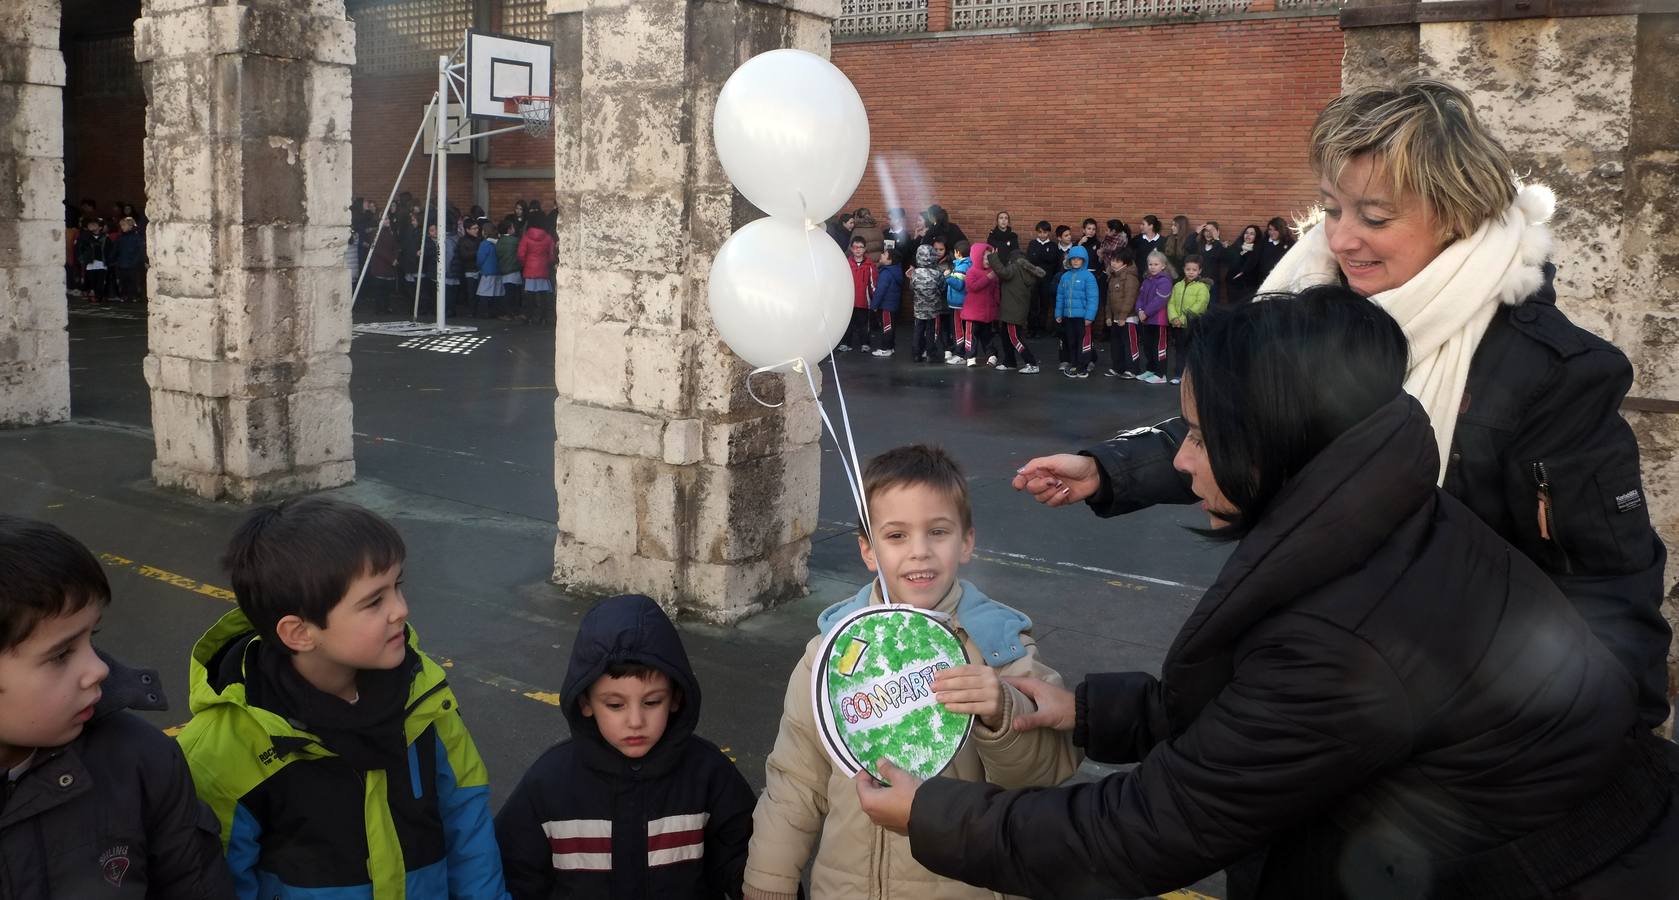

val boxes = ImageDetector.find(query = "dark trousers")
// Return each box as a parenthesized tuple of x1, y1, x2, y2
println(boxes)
(115, 267, 141, 302)
(1168, 325, 1189, 379)
(371, 276, 397, 313)
(501, 281, 523, 318)
(844, 308, 870, 347)
(1061, 318, 1093, 370)
(961, 320, 996, 360)
(1136, 323, 1168, 375)
(913, 317, 938, 360)
(936, 312, 954, 355)
(874, 310, 896, 351)
(1109, 321, 1143, 375)
(527, 289, 554, 326)
(1001, 323, 1037, 367)
(86, 269, 109, 300)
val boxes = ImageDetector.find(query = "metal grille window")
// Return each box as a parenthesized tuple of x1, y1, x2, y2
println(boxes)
(836, 0, 930, 35)
(948, 0, 1254, 29)
(501, 0, 555, 40)
(1274, 0, 1345, 9)
(352, 0, 473, 74)
(69, 35, 142, 97)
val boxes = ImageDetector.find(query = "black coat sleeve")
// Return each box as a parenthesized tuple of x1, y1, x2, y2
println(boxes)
(1074, 672, 1172, 766)
(132, 721, 236, 899)
(702, 751, 758, 899)
(906, 618, 1413, 899)
(1498, 327, 1672, 728)
(494, 766, 559, 900)
(1081, 418, 1199, 517)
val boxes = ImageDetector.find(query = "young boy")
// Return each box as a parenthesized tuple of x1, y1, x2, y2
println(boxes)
(1024, 221, 1060, 337)
(0, 515, 233, 898)
(1104, 247, 1141, 378)
(842, 235, 876, 353)
(942, 241, 971, 365)
(743, 445, 1079, 900)
(1166, 255, 1212, 384)
(909, 244, 945, 363)
(870, 246, 905, 358)
(494, 594, 756, 899)
(1055, 246, 1099, 378)
(177, 498, 509, 898)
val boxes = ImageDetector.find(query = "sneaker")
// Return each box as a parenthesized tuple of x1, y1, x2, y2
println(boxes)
(1169, 377, 1181, 384)
(1020, 364, 1040, 374)
(837, 344, 852, 352)
(861, 345, 872, 352)
(1076, 370, 1090, 379)
(1058, 362, 1070, 372)
(946, 356, 966, 365)
(944, 350, 954, 361)
(995, 364, 1014, 371)
(1062, 368, 1078, 378)
(1138, 372, 1167, 384)
(986, 355, 998, 366)
(1120, 371, 1136, 380)
(966, 357, 978, 367)
(1104, 368, 1119, 377)
(872, 349, 894, 357)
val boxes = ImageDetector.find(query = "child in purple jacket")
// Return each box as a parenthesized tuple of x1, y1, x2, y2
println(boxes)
(1134, 250, 1176, 384)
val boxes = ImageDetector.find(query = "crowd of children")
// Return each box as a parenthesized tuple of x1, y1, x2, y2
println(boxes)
(65, 198, 148, 304)
(836, 206, 1297, 381)
(355, 194, 558, 324)
(0, 442, 1072, 899)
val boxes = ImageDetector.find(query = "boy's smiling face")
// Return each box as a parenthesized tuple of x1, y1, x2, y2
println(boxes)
(0, 602, 109, 768)
(858, 483, 974, 610)
(581, 670, 675, 759)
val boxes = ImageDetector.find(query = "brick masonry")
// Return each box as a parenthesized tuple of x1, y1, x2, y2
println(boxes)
(830, 13, 1347, 237)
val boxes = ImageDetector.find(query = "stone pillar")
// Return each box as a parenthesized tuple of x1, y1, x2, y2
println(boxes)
(547, 0, 835, 623)
(0, 0, 69, 427)
(1342, 11, 1679, 719)
(135, 0, 357, 500)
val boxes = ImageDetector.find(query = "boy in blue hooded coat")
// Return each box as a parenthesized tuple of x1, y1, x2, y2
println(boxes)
(1055, 245, 1099, 377)
(943, 241, 972, 364)
(495, 595, 756, 900)
(870, 246, 905, 357)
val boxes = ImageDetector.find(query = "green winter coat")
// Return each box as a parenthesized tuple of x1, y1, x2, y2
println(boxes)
(1167, 278, 1212, 326)
(990, 250, 1046, 327)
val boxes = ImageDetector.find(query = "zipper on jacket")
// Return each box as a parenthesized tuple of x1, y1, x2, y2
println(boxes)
(1531, 461, 1572, 574)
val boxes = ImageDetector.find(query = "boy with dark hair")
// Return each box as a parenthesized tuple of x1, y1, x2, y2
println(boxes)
(1025, 220, 1060, 337)
(842, 234, 876, 353)
(942, 240, 972, 365)
(0, 515, 234, 898)
(744, 445, 1078, 900)
(177, 497, 509, 899)
(870, 245, 905, 357)
(495, 594, 755, 899)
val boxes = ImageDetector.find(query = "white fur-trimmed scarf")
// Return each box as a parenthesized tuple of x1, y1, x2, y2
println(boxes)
(1258, 183, 1557, 482)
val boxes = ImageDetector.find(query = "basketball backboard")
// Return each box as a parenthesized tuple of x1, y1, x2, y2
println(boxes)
(466, 30, 552, 120)
(422, 103, 469, 154)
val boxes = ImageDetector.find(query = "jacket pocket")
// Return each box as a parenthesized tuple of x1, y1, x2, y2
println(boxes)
(1528, 451, 1652, 576)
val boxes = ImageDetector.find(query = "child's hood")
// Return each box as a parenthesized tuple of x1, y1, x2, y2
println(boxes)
(560, 594, 701, 750)
(915, 243, 938, 268)
(968, 242, 993, 272)
(1066, 246, 1090, 266)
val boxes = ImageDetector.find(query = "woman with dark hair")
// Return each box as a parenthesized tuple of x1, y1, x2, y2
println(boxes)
(1255, 215, 1293, 285)
(1011, 79, 1671, 735)
(985, 211, 1019, 263)
(1225, 223, 1265, 305)
(858, 289, 1674, 898)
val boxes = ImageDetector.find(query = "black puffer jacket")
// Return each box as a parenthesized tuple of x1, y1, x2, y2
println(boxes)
(1080, 265, 1673, 729)
(908, 396, 1671, 899)
(494, 595, 756, 900)
(0, 654, 233, 899)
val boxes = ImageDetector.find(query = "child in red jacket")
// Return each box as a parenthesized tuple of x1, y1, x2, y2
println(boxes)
(841, 235, 876, 353)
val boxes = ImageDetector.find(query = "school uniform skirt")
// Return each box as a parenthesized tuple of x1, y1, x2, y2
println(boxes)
(477, 273, 503, 297)
(523, 277, 552, 293)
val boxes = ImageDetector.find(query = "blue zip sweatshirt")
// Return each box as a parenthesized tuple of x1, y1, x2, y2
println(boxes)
(475, 236, 499, 278)
(1055, 246, 1099, 321)
(945, 256, 971, 310)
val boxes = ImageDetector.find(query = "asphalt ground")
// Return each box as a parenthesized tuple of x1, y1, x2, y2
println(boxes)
(4, 298, 1231, 898)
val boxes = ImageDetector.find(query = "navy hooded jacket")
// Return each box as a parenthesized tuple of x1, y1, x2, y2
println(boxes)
(493, 595, 756, 900)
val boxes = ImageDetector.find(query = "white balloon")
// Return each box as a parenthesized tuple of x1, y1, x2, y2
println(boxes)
(713, 49, 870, 224)
(708, 217, 852, 370)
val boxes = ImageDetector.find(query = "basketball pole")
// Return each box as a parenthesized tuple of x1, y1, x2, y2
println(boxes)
(435, 53, 450, 334)
(351, 94, 435, 311)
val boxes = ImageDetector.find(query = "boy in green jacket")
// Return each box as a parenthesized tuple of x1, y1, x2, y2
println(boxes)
(1166, 255, 1212, 384)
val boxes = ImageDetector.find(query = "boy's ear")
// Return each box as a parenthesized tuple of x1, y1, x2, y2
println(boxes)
(959, 528, 976, 564)
(578, 695, 595, 718)
(857, 533, 880, 574)
(273, 615, 318, 653)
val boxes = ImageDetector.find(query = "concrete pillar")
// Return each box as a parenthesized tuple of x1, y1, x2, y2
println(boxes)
(547, 0, 836, 623)
(0, 0, 69, 427)
(135, 0, 357, 500)
(1342, 11, 1679, 717)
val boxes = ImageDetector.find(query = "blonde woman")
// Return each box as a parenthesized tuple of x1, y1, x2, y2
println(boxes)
(967, 78, 1675, 896)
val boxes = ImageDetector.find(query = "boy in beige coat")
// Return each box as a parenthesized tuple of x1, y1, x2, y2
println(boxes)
(743, 445, 1080, 900)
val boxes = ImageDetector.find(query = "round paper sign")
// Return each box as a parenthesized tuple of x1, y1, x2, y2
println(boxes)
(812, 605, 973, 783)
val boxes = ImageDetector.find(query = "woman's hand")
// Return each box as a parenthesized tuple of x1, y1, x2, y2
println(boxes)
(1004, 676, 1076, 732)
(934, 665, 1004, 730)
(854, 760, 921, 835)
(1011, 453, 1100, 507)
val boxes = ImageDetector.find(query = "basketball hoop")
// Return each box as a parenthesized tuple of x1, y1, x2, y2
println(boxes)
(505, 95, 553, 137)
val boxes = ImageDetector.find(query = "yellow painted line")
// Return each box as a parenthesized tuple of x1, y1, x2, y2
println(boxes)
(1160, 891, 1217, 899)
(97, 552, 564, 710)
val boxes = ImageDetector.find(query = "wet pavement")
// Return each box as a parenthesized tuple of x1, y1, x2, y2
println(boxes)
(4, 299, 1230, 897)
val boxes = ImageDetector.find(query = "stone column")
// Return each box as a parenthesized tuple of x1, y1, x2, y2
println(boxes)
(0, 0, 69, 427)
(547, 0, 836, 623)
(1342, 11, 1679, 719)
(135, 0, 356, 500)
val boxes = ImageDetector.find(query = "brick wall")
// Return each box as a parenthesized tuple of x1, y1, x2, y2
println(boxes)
(66, 92, 145, 215)
(830, 14, 1345, 240)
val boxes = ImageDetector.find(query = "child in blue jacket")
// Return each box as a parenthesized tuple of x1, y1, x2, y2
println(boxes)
(1055, 245, 1098, 378)
(870, 246, 905, 358)
(943, 241, 971, 364)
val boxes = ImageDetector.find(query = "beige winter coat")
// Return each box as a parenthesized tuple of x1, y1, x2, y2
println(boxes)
(743, 582, 1081, 900)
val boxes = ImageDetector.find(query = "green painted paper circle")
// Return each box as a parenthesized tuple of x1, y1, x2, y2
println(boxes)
(814, 606, 972, 782)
